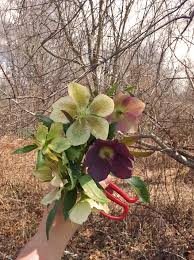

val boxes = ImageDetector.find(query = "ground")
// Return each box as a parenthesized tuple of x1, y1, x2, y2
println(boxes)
(0, 136, 194, 260)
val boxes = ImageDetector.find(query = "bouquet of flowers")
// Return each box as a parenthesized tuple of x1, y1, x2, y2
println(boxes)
(15, 82, 151, 239)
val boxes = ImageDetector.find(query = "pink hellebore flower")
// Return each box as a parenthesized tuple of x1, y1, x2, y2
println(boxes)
(110, 93, 145, 134)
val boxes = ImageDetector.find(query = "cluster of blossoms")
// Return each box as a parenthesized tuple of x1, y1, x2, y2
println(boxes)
(15, 82, 147, 238)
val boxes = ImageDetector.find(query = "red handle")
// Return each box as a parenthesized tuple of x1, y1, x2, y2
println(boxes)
(108, 182, 138, 203)
(100, 182, 138, 221)
(100, 189, 129, 220)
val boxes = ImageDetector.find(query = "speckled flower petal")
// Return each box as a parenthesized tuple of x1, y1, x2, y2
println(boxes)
(66, 119, 91, 146)
(89, 94, 114, 117)
(34, 165, 52, 182)
(125, 97, 145, 116)
(52, 96, 77, 118)
(69, 200, 91, 224)
(50, 174, 64, 187)
(116, 113, 139, 133)
(68, 82, 90, 110)
(48, 137, 71, 153)
(86, 115, 109, 140)
(47, 122, 64, 141)
(35, 123, 48, 146)
(41, 188, 62, 205)
(86, 198, 109, 213)
(112, 93, 145, 133)
(50, 109, 69, 124)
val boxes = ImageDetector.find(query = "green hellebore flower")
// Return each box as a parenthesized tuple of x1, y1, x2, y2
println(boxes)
(34, 122, 70, 185)
(50, 82, 114, 146)
(34, 122, 71, 158)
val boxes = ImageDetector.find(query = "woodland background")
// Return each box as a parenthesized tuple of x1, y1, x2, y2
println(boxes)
(0, 0, 194, 259)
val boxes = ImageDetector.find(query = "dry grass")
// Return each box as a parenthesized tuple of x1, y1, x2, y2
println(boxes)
(0, 136, 194, 260)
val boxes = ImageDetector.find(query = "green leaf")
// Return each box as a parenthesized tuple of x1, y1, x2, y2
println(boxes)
(36, 113, 53, 128)
(36, 150, 45, 169)
(79, 175, 108, 204)
(127, 176, 150, 203)
(69, 200, 91, 224)
(48, 137, 71, 153)
(63, 189, 77, 220)
(14, 144, 38, 154)
(108, 123, 116, 139)
(62, 152, 69, 165)
(35, 124, 48, 145)
(124, 84, 135, 94)
(106, 84, 118, 96)
(47, 122, 64, 141)
(66, 145, 85, 163)
(129, 150, 154, 158)
(120, 136, 140, 146)
(46, 200, 60, 240)
(65, 163, 81, 190)
(63, 123, 71, 132)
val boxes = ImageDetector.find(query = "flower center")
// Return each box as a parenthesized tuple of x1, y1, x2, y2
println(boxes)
(115, 109, 124, 120)
(99, 146, 114, 160)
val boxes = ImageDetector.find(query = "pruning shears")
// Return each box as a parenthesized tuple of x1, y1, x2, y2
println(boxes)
(100, 182, 138, 220)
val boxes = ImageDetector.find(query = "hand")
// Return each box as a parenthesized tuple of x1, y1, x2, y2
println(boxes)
(17, 177, 112, 260)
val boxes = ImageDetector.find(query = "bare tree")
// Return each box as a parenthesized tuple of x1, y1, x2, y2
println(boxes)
(0, 0, 194, 168)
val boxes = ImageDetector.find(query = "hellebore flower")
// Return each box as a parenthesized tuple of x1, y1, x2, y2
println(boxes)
(34, 122, 71, 159)
(34, 122, 70, 189)
(109, 92, 145, 134)
(85, 139, 134, 182)
(50, 83, 114, 146)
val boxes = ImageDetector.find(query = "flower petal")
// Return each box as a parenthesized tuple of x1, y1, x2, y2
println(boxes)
(89, 94, 114, 117)
(85, 142, 111, 182)
(66, 119, 91, 146)
(86, 198, 109, 213)
(34, 165, 52, 182)
(41, 188, 62, 205)
(111, 154, 133, 179)
(44, 148, 59, 161)
(112, 93, 145, 132)
(114, 141, 134, 161)
(50, 109, 69, 124)
(48, 137, 71, 153)
(50, 174, 64, 187)
(47, 122, 64, 141)
(86, 115, 109, 140)
(116, 113, 139, 133)
(68, 82, 90, 110)
(35, 123, 48, 146)
(69, 200, 91, 224)
(52, 96, 77, 118)
(125, 97, 145, 116)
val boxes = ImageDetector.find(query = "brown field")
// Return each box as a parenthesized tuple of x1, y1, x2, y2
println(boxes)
(0, 136, 194, 260)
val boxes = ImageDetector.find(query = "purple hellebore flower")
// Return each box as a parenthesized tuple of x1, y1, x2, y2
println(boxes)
(85, 139, 134, 182)
(108, 92, 145, 134)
